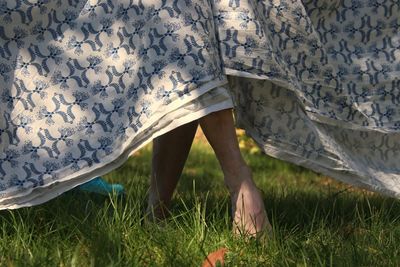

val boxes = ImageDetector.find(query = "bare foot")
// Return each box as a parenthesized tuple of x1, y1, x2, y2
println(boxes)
(226, 169, 272, 237)
(145, 203, 170, 222)
(145, 190, 171, 222)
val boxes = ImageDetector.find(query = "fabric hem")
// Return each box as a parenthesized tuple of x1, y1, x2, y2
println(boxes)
(243, 125, 400, 199)
(1, 90, 234, 209)
(0, 78, 227, 206)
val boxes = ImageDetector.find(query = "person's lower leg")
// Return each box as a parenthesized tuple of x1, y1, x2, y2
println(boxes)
(199, 109, 271, 235)
(199, 109, 249, 189)
(147, 120, 198, 219)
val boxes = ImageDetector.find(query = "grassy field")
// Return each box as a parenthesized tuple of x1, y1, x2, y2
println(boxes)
(1, 134, 400, 266)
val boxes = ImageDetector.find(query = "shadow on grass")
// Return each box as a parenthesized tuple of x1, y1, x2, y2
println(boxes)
(3, 141, 398, 238)
(1, 179, 399, 266)
(1, 185, 399, 242)
(1, 143, 399, 265)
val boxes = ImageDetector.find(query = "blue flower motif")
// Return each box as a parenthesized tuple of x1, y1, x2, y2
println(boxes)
(99, 17, 114, 36)
(86, 56, 103, 73)
(47, 45, 64, 65)
(97, 137, 113, 155)
(51, 71, 69, 90)
(156, 86, 173, 104)
(67, 36, 84, 55)
(91, 81, 109, 99)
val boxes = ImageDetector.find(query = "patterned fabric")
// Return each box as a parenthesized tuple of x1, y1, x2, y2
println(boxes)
(0, 0, 399, 209)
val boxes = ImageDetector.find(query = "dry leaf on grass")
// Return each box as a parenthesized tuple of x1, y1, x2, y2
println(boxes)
(201, 248, 228, 267)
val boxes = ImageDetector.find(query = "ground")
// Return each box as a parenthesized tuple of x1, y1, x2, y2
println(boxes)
(1, 130, 399, 266)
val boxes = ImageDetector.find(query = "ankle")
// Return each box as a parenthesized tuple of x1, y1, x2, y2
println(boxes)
(148, 193, 171, 208)
(223, 165, 255, 193)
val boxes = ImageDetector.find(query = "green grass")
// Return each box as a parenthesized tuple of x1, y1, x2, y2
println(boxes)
(1, 140, 399, 266)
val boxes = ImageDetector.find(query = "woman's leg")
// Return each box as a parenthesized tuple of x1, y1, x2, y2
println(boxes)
(147, 120, 198, 219)
(199, 109, 271, 236)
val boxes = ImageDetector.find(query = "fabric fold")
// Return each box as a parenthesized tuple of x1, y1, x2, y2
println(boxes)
(1, 0, 400, 209)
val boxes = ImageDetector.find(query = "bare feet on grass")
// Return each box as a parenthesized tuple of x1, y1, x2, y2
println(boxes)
(231, 181, 272, 237)
(226, 168, 272, 237)
(145, 201, 170, 222)
(145, 188, 173, 222)
(146, 171, 273, 237)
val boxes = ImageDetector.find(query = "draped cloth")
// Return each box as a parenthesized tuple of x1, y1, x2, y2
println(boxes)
(1, 0, 399, 209)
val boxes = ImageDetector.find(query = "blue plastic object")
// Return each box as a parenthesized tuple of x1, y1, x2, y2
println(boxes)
(77, 177, 125, 196)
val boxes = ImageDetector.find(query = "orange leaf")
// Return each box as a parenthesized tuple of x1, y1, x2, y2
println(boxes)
(201, 248, 228, 267)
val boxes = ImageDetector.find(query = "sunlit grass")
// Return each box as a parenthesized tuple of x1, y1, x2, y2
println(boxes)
(1, 134, 399, 266)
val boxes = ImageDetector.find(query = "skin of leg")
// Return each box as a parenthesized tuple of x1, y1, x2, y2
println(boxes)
(147, 120, 198, 219)
(199, 109, 271, 236)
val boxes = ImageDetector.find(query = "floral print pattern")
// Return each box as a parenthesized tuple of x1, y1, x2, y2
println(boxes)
(1, 0, 400, 208)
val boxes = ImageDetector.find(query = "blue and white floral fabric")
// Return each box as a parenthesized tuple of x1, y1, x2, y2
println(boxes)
(0, 0, 399, 209)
